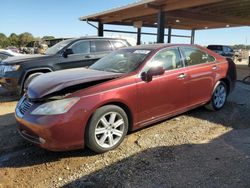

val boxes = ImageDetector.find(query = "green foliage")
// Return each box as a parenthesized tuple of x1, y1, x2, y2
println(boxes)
(42, 36, 55, 40)
(231, 45, 250, 50)
(9, 33, 19, 47)
(0, 33, 8, 48)
(0, 32, 249, 50)
(18, 32, 34, 47)
(0, 33, 58, 49)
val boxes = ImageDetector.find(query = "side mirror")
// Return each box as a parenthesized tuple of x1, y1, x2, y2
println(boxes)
(62, 48, 73, 58)
(141, 66, 165, 82)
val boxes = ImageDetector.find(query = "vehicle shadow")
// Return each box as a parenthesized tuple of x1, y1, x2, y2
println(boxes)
(0, 86, 19, 102)
(62, 129, 250, 188)
(0, 112, 96, 167)
(1, 83, 249, 172)
(236, 64, 250, 81)
(62, 84, 250, 187)
(1, 103, 250, 188)
(0, 98, 248, 167)
(186, 102, 249, 130)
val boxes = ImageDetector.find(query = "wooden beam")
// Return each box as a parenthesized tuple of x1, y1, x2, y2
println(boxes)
(164, 0, 223, 12)
(79, 0, 155, 21)
(105, 20, 240, 30)
(145, 3, 161, 10)
(190, 0, 244, 11)
(101, 0, 223, 23)
(167, 10, 250, 26)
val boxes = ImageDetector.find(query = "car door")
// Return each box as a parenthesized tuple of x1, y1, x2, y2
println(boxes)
(223, 46, 234, 58)
(91, 40, 113, 60)
(59, 40, 96, 69)
(179, 46, 217, 106)
(136, 47, 189, 125)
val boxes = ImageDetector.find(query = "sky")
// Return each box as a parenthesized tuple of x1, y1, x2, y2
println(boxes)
(1, 0, 250, 46)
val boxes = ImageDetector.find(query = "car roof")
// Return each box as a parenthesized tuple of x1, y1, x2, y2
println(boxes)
(207, 45, 231, 47)
(121, 43, 198, 51)
(65, 36, 128, 42)
(79, 36, 127, 40)
(58, 37, 129, 45)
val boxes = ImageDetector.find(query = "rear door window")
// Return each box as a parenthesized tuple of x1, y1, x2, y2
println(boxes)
(207, 54, 216, 62)
(223, 46, 233, 53)
(93, 40, 112, 52)
(180, 47, 210, 66)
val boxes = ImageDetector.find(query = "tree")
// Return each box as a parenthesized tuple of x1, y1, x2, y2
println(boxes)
(0, 33, 9, 48)
(9, 33, 19, 47)
(42, 36, 55, 40)
(19, 32, 34, 47)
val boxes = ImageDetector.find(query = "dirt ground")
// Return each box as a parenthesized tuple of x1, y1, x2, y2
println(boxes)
(0, 73, 250, 187)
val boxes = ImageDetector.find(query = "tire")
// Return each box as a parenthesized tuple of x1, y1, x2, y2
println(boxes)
(23, 72, 44, 92)
(85, 105, 129, 153)
(205, 81, 227, 111)
(243, 76, 250, 85)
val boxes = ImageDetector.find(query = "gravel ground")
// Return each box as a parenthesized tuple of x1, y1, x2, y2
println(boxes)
(0, 82, 250, 188)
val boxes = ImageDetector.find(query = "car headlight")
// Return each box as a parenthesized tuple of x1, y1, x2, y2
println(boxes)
(31, 97, 80, 115)
(3, 65, 20, 73)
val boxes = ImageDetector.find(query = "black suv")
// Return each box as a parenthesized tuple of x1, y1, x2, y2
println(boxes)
(0, 37, 130, 94)
(207, 45, 235, 58)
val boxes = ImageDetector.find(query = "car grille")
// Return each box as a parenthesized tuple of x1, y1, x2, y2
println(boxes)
(16, 97, 33, 118)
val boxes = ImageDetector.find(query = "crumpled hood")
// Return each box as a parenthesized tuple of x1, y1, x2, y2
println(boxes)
(1, 54, 51, 65)
(27, 68, 122, 99)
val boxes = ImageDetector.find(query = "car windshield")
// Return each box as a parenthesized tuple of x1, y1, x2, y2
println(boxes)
(89, 48, 152, 73)
(45, 39, 73, 55)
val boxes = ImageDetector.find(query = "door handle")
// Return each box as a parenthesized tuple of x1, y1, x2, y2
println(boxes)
(212, 65, 217, 70)
(177, 73, 187, 79)
(85, 55, 91, 58)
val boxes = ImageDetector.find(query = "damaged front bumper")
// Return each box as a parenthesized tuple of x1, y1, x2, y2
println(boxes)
(15, 96, 89, 151)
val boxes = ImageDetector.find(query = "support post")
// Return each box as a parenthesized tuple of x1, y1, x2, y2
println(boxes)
(98, 22, 103, 37)
(167, 27, 172, 43)
(248, 50, 250, 67)
(136, 28, 141, 45)
(191, 29, 195, 44)
(248, 55, 250, 67)
(157, 9, 165, 43)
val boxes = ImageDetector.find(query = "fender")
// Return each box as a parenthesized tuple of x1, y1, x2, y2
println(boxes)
(20, 67, 54, 89)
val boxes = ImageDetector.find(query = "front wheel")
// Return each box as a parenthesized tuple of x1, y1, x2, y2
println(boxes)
(85, 105, 128, 153)
(205, 81, 227, 111)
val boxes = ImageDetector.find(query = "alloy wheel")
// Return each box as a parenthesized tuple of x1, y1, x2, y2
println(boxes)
(94, 112, 125, 148)
(213, 84, 227, 109)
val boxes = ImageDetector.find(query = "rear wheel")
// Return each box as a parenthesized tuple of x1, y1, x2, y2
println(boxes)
(85, 105, 128, 153)
(205, 81, 227, 111)
(243, 76, 250, 85)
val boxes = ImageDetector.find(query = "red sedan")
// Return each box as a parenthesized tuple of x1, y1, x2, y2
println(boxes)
(15, 44, 236, 153)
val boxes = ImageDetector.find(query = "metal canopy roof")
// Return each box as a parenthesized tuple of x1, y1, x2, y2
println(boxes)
(79, 0, 250, 30)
